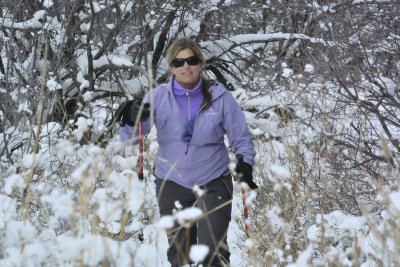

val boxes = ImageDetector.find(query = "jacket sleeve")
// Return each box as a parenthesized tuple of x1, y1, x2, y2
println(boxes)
(222, 91, 256, 166)
(119, 119, 151, 144)
(119, 124, 134, 142)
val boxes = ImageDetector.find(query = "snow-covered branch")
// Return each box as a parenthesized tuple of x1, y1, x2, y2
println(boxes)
(201, 32, 336, 59)
(0, 10, 46, 30)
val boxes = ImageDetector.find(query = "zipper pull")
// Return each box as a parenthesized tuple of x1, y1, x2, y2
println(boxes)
(185, 143, 189, 154)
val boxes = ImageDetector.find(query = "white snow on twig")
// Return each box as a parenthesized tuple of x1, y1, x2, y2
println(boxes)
(0, 10, 46, 29)
(201, 32, 336, 58)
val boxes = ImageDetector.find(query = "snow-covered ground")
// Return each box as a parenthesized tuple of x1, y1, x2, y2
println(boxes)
(1, 86, 400, 266)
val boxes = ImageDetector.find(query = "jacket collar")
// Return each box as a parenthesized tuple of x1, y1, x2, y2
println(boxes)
(165, 77, 227, 101)
(173, 79, 203, 96)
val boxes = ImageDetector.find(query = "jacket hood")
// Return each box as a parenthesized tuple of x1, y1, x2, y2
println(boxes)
(208, 81, 227, 101)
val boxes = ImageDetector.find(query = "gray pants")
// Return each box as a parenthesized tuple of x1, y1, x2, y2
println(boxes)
(156, 172, 233, 267)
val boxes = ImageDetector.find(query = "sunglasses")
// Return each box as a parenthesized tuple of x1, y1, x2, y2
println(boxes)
(171, 56, 200, 68)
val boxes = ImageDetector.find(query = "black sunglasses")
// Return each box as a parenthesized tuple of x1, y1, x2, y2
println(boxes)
(171, 56, 200, 68)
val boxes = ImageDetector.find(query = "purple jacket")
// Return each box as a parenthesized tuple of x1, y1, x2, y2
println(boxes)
(120, 80, 256, 189)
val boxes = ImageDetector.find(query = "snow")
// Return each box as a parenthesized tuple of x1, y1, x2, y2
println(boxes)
(46, 77, 62, 91)
(282, 67, 294, 78)
(3, 174, 25, 195)
(189, 244, 209, 262)
(374, 75, 397, 95)
(43, 0, 54, 8)
(1, 104, 395, 265)
(134, 243, 167, 267)
(155, 215, 175, 229)
(92, 2, 105, 13)
(353, 0, 391, 3)
(201, 32, 336, 59)
(175, 207, 203, 224)
(266, 206, 284, 233)
(0, 10, 45, 29)
(244, 189, 257, 206)
(388, 192, 400, 212)
(41, 188, 75, 219)
(192, 184, 205, 197)
(1, 3, 400, 266)
(73, 117, 93, 141)
(244, 238, 254, 249)
(93, 54, 134, 69)
(0, 195, 17, 229)
(304, 64, 315, 74)
(4, 220, 37, 247)
(21, 153, 36, 169)
(183, 17, 201, 37)
(269, 164, 291, 180)
(287, 245, 313, 267)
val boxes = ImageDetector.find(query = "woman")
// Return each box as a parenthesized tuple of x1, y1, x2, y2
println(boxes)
(119, 38, 257, 267)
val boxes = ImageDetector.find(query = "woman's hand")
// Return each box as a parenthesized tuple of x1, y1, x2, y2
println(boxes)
(118, 100, 150, 127)
(235, 154, 258, 190)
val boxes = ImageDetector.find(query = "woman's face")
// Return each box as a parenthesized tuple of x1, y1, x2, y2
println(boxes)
(170, 48, 202, 89)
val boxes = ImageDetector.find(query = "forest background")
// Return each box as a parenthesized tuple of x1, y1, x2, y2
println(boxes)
(1, 0, 399, 266)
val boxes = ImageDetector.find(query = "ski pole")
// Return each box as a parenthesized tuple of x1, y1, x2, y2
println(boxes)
(236, 154, 251, 237)
(241, 187, 249, 237)
(138, 121, 145, 241)
(138, 121, 144, 181)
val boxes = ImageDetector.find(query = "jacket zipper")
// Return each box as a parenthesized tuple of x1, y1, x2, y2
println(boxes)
(185, 90, 208, 186)
(185, 91, 190, 155)
(185, 101, 208, 188)
(187, 91, 191, 121)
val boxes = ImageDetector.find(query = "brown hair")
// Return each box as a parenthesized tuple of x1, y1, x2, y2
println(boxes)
(167, 38, 212, 110)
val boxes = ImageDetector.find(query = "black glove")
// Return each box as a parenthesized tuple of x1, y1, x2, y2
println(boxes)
(235, 154, 258, 190)
(117, 99, 150, 127)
